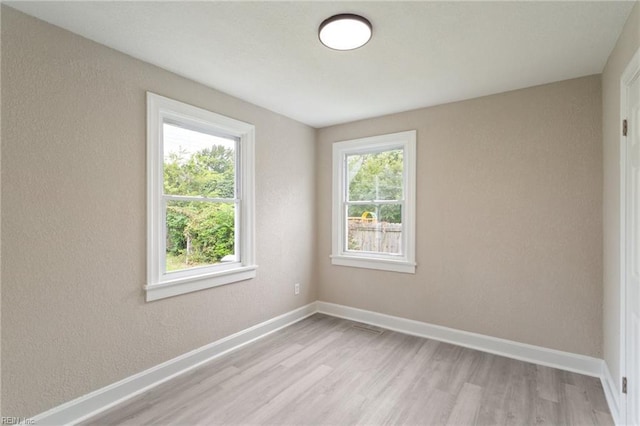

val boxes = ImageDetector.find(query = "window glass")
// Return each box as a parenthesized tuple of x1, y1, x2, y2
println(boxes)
(162, 123, 238, 273)
(165, 200, 236, 272)
(347, 149, 403, 201)
(163, 123, 236, 198)
(346, 203, 402, 255)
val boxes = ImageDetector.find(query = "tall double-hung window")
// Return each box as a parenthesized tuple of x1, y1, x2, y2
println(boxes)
(331, 130, 416, 273)
(146, 93, 256, 301)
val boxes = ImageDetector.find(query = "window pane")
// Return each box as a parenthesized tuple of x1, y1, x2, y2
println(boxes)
(346, 204, 402, 254)
(347, 149, 403, 201)
(165, 201, 236, 272)
(163, 123, 236, 198)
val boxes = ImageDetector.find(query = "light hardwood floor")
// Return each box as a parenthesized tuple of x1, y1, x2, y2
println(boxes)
(83, 314, 612, 425)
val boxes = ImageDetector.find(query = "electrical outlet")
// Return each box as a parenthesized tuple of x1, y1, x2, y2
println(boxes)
(294, 283, 300, 295)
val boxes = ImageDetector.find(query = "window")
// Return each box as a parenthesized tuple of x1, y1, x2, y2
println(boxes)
(146, 93, 256, 301)
(331, 130, 416, 273)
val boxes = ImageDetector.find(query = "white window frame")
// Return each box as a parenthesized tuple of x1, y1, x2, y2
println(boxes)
(331, 130, 417, 274)
(146, 93, 256, 301)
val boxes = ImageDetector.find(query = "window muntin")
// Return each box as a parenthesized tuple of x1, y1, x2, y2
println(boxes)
(146, 93, 256, 301)
(332, 131, 416, 273)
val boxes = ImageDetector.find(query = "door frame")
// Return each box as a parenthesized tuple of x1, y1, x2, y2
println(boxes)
(620, 45, 640, 426)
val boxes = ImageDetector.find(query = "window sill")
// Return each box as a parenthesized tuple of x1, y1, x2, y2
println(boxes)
(145, 265, 258, 301)
(330, 255, 416, 274)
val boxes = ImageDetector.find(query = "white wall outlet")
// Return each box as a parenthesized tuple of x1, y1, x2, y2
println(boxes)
(294, 283, 300, 295)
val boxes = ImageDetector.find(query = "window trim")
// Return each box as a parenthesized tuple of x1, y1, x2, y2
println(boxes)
(331, 130, 417, 274)
(146, 92, 257, 301)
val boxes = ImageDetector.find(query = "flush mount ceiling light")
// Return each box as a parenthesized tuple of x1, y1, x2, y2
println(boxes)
(319, 14, 372, 51)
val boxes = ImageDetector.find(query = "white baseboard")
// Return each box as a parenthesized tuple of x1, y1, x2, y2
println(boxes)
(316, 301, 604, 378)
(601, 361, 622, 425)
(31, 302, 317, 426)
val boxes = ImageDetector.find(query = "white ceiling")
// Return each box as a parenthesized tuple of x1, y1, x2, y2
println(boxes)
(7, 1, 635, 128)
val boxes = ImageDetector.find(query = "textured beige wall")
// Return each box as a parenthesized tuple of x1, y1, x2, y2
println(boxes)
(1, 7, 317, 417)
(317, 76, 603, 358)
(602, 1, 640, 387)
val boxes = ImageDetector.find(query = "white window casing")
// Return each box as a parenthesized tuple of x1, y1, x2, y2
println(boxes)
(331, 130, 417, 274)
(146, 92, 257, 301)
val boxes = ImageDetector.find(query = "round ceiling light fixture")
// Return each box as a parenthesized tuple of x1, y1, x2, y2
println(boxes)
(319, 14, 372, 51)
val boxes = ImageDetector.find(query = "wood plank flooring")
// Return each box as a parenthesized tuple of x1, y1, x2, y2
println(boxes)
(83, 314, 612, 425)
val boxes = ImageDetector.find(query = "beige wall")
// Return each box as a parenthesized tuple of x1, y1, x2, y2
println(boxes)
(1, 7, 317, 417)
(602, 1, 640, 388)
(317, 76, 603, 358)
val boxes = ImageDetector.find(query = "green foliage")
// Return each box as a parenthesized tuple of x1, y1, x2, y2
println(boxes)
(164, 146, 236, 271)
(164, 146, 235, 198)
(166, 206, 188, 256)
(347, 149, 403, 223)
(184, 203, 235, 263)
